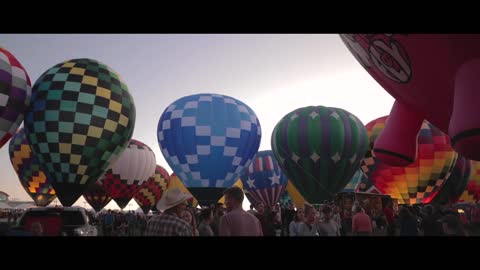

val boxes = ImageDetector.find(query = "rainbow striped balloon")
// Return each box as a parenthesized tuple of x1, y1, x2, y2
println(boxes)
(360, 116, 457, 205)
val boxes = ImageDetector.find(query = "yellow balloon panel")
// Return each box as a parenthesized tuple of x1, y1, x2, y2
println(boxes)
(286, 181, 306, 209)
(169, 174, 198, 208)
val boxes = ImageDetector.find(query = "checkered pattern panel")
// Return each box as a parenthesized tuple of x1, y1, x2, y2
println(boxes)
(8, 127, 57, 206)
(24, 58, 135, 195)
(101, 173, 141, 209)
(107, 139, 157, 186)
(458, 160, 480, 203)
(0, 47, 32, 148)
(134, 165, 170, 210)
(360, 116, 457, 204)
(158, 93, 261, 188)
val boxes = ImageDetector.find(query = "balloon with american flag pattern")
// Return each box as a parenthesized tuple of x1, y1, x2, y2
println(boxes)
(240, 150, 288, 207)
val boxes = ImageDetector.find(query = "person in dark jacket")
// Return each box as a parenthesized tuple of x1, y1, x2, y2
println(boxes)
(399, 207, 418, 236)
(420, 205, 444, 236)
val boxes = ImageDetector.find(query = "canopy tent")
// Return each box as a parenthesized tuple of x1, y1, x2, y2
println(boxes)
(14, 203, 37, 209)
(0, 202, 13, 209)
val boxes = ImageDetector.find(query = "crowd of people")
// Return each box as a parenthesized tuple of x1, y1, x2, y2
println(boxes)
(0, 210, 25, 225)
(3, 187, 480, 237)
(134, 186, 480, 236)
(92, 210, 148, 236)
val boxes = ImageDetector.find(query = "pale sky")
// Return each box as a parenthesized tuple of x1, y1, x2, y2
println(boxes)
(0, 34, 394, 211)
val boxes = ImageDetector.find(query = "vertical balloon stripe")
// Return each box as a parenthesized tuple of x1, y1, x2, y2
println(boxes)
(298, 114, 309, 156)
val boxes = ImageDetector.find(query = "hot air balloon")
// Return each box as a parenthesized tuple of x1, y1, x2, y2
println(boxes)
(24, 58, 136, 206)
(169, 173, 198, 208)
(458, 160, 480, 203)
(83, 181, 112, 212)
(0, 47, 32, 149)
(342, 169, 366, 193)
(341, 34, 480, 165)
(431, 156, 471, 205)
(271, 106, 368, 204)
(134, 165, 170, 214)
(158, 93, 261, 206)
(101, 139, 156, 209)
(9, 128, 56, 206)
(360, 116, 457, 205)
(240, 150, 288, 207)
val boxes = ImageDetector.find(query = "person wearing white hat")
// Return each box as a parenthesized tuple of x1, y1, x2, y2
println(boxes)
(144, 187, 194, 236)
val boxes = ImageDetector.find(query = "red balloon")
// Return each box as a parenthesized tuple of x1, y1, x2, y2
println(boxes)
(341, 34, 480, 165)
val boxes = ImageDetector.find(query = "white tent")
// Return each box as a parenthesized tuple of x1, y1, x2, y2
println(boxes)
(135, 207, 147, 215)
(14, 203, 37, 209)
(0, 202, 13, 209)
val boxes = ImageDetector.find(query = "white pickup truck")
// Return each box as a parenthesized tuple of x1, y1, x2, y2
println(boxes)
(14, 207, 97, 236)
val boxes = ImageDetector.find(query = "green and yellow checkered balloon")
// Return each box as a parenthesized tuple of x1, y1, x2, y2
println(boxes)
(24, 59, 136, 206)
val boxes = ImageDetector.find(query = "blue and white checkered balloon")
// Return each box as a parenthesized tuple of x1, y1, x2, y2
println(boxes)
(158, 93, 261, 189)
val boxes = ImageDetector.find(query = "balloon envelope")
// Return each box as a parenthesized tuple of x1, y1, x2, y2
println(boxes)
(360, 116, 457, 205)
(9, 128, 56, 206)
(432, 156, 471, 205)
(0, 47, 32, 149)
(158, 93, 261, 205)
(240, 150, 288, 207)
(83, 181, 112, 212)
(134, 165, 170, 214)
(271, 106, 368, 204)
(458, 160, 480, 203)
(24, 58, 136, 206)
(340, 34, 480, 163)
(101, 139, 156, 209)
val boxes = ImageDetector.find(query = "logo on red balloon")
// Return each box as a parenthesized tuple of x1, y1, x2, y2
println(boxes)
(341, 34, 412, 84)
